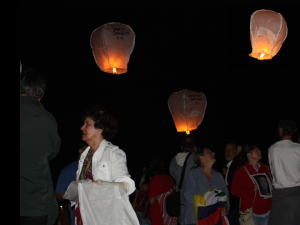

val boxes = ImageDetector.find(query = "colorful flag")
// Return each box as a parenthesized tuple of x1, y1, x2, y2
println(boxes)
(194, 188, 230, 225)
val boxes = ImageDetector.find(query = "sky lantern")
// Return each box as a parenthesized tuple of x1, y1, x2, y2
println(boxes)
(168, 90, 207, 135)
(249, 9, 288, 60)
(90, 22, 135, 75)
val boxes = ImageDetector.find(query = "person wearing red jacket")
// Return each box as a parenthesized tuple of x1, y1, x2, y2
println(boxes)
(231, 143, 272, 225)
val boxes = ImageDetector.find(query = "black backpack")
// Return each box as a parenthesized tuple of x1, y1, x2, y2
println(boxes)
(166, 152, 192, 217)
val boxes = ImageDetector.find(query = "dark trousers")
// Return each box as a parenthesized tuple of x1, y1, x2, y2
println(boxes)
(227, 209, 240, 225)
(20, 215, 48, 225)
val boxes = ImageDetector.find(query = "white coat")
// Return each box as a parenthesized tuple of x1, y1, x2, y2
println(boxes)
(75, 139, 138, 225)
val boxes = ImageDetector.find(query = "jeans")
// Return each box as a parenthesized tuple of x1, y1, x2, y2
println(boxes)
(253, 214, 269, 225)
(179, 204, 185, 224)
(20, 215, 48, 225)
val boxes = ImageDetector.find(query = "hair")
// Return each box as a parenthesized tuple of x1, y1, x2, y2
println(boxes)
(181, 137, 196, 151)
(20, 68, 46, 100)
(278, 120, 297, 136)
(148, 156, 165, 177)
(82, 105, 118, 140)
(241, 143, 259, 162)
(194, 147, 206, 167)
(78, 141, 88, 150)
(226, 142, 238, 151)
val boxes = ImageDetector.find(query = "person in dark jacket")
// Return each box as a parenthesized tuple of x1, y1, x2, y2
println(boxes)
(20, 68, 61, 225)
(224, 142, 245, 225)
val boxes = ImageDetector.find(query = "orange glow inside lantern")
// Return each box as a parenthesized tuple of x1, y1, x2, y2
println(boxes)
(249, 10, 287, 60)
(168, 90, 207, 134)
(91, 22, 136, 75)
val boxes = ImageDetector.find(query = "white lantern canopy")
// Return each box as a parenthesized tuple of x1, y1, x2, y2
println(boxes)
(168, 90, 207, 134)
(249, 9, 288, 60)
(90, 22, 135, 74)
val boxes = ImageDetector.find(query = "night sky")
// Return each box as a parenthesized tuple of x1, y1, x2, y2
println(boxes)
(20, 2, 299, 199)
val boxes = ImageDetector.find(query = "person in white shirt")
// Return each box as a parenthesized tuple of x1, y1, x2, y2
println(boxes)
(268, 119, 300, 225)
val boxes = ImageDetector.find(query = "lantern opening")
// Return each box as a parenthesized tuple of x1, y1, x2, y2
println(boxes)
(259, 53, 265, 60)
(186, 131, 190, 135)
(103, 68, 127, 75)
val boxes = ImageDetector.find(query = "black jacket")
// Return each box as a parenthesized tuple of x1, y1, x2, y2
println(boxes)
(20, 96, 61, 219)
(227, 155, 245, 211)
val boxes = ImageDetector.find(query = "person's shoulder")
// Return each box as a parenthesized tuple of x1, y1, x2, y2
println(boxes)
(61, 161, 78, 174)
(106, 141, 126, 157)
(268, 141, 282, 151)
(213, 170, 224, 179)
(291, 142, 300, 150)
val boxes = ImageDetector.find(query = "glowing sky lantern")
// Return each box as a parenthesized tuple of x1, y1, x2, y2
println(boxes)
(90, 22, 135, 75)
(168, 90, 207, 135)
(249, 9, 288, 60)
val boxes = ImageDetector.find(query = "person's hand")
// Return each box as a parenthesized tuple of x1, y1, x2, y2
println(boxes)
(254, 183, 258, 192)
(221, 206, 227, 217)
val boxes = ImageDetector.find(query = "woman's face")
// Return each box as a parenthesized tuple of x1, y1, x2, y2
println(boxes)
(200, 148, 216, 164)
(140, 183, 148, 191)
(258, 177, 268, 191)
(250, 147, 262, 160)
(81, 117, 103, 142)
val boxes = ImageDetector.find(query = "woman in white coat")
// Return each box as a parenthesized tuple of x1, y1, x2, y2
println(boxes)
(74, 106, 138, 225)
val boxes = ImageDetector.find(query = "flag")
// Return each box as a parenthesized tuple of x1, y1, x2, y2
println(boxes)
(194, 188, 230, 225)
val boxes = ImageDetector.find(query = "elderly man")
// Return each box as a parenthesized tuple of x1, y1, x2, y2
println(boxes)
(268, 120, 300, 225)
(224, 143, 244, 225)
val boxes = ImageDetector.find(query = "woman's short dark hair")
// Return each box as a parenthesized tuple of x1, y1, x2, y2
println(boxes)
(242, 143, 259, 162)
(82, 105, 118, 140)
(148, 156, 165, 177)
(278, 119, 297, 136)
(194, 147, 206, 167)
(20, 68, 46, 99)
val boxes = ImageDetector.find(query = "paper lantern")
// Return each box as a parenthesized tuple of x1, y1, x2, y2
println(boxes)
(249, 10, 287, 60)
(168, 90, 207, 134)
(90, 22, 135, 74)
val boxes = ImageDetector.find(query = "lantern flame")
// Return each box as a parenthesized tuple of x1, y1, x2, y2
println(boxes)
(186, 131, 190, 135)
(113, 68, 117, 74)
(259, 53, 265, 60)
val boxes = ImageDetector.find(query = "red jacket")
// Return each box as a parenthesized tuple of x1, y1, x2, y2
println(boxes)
(231, 162, 273, 214)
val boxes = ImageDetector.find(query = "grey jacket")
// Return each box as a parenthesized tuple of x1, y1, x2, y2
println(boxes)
(169, 151, 197, 203)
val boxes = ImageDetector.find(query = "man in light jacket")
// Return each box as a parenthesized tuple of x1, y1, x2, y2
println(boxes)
(169, 137, 197, 225)
(20, 68, 61, 225)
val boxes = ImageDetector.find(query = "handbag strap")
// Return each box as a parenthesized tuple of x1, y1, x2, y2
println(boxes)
(239, 166, 257, 211)
(178, 152, 192, 190)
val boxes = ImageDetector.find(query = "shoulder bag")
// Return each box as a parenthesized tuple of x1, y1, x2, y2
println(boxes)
(166, 152, 192, 217)
(238, 166, 257, 225)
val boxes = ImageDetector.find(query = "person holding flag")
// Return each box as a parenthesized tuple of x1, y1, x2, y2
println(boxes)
(184, 147, 230, 225)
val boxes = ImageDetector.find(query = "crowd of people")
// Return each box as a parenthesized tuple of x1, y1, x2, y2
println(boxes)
(20, 68, 300, 225)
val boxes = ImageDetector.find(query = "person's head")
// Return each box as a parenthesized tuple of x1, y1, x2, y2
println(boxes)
(278, 120, 297, 138)
(181, 137, 197, 152)
(194, 147, 216, 168)
(242, 143, 262, 163)
(225, 143, 240, 162)
(148, 156, 165, 177)
(140, 182, 148, 191)
(20, 68, 46, 101)
(258, 176, 268, 191)
(78, 141, 88, 157)
(81, 105, 118, 143)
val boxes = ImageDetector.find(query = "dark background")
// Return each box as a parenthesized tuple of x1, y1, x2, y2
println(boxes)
(20, 1, 300, 200)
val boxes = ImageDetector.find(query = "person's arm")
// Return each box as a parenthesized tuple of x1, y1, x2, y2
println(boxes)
(131, 189, 139, 209)
(56, 193, 65, 202)
(183, 170, 197, 208)
(111, 149, 136, 195)
(46, 117, 61, 161)
(231, 167, 255, 198)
